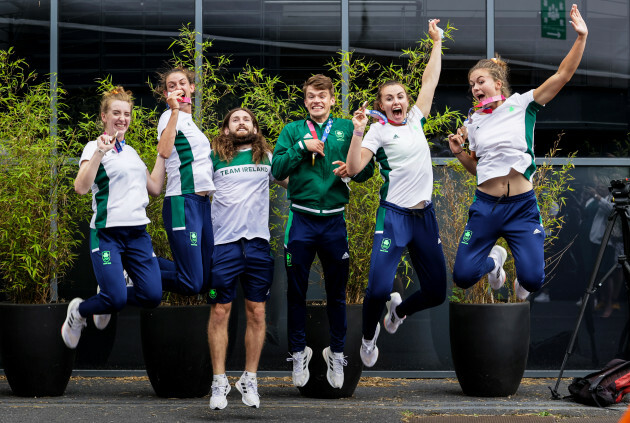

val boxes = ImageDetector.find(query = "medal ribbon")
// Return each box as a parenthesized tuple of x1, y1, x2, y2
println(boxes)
(307, 118, 333, 165)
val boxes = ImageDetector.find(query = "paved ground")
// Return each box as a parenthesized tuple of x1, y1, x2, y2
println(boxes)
(0, 375, 626, 422)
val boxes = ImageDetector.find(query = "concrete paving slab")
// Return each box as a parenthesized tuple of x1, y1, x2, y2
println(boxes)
(0, 376, 626, 422)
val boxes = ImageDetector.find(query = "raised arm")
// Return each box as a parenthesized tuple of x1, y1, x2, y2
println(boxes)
(416, 19, 443, 118)
(156, 91, 184, 159)
(345, 105, 374, 176)
(533, 4, 588, 106)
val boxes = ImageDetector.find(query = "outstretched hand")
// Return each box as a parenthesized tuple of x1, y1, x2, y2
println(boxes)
(569, 4, 588, 37)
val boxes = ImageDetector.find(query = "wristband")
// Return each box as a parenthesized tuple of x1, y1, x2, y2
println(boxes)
(97, 148, 105, 155)
(454, 150, 464, 155)
(353, 130, 364, 137)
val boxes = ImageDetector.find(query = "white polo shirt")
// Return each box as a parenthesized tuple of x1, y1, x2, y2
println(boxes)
(465, 90, 543, 184)
(211, 150, 274, 245)
(157, 110, 216, 197)
(80, 141, 150, 229)
(362, 105, 433, 208)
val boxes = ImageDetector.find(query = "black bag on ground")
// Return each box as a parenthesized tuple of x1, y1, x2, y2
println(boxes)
(567, 358, 630, 407)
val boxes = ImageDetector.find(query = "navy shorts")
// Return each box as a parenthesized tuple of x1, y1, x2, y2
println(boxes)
(209, 237, 274, 304)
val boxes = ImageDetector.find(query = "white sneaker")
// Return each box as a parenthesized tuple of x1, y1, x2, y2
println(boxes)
(487, 245, 507, 289)
(360, 323, 380, 367)
(286, 346, 312, 387)
(209, 376, 231, 410)
(514, 278, 530, 301)
(384, 292, 406, 334)
(61, 298, 87, 349)
(322, 347, 346, 389)
(94, 285, 111, 330)
(236, 373, 260, 408)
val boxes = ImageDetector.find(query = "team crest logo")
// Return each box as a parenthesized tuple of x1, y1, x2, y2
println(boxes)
(190, 232, 198, 246)
(209, 289, 217, 299)
(102, 251, 111, 265)
(335, 130, 344, 139)
(380, 238, 392, 252)
(461, 230, 473, 245)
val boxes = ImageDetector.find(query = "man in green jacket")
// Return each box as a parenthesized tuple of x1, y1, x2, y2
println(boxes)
(272, 74, 374, 390)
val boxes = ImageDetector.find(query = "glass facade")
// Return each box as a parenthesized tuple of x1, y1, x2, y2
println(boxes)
(2, 0, 629, 372)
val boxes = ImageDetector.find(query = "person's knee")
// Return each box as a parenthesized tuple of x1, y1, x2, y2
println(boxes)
(138, 289, 162, 309)
(517, 271, 545, 293)
(246, 302, 266, 327)
(108, 293, 127, 311)
(365, 283, 392, 303)
(426, 287, 447, 307)
(452, 267, 478, 289)
(211, 303, 232, 326)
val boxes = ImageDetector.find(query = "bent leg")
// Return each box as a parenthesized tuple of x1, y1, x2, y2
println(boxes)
(124, 228, 162, 309)
(398, 207, 447, 317)
(452, 198, 500, 288)
(162, 195, 212, 295)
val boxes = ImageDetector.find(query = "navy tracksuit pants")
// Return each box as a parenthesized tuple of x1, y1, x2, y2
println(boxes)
(362, 200, 447, 340)
(284, 211, 349, 354)
(452, 189, 545, 293)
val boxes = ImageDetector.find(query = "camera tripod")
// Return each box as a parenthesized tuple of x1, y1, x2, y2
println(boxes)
(550, 192, 630, 399)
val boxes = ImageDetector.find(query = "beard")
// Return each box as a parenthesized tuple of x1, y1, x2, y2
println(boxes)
(228, 131, 257, 146)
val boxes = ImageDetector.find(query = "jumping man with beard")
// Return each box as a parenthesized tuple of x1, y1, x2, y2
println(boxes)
(207, 108, 287, 410)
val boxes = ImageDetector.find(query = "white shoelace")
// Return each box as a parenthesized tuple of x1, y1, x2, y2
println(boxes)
(332, 354, 347, 375)
(243, 378, 258, 396)
(211, 382, 229, 396)
(287, 352, 304, 374)
(362, 339, 375, 353)
(68, 310, 87, 330)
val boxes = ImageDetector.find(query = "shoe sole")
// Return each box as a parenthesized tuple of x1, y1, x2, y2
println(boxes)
(235, 381, 260, 408)
(322, 348, 343, 389)
(209, 385, 231, 410)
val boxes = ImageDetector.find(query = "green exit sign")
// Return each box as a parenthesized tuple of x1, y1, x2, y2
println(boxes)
(541, 0, 566, 40)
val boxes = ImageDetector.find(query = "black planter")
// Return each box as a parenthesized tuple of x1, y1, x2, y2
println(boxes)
(449, 301, 530, 397)
(0, 302, 76, 397)
(75, 312, 118, 368)
(140, 305, 212, 398)
(297, 304, 363, 399)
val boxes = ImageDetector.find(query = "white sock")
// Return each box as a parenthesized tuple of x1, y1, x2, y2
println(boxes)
(243, 371, 256, 379)
(213, 373, 228, 383)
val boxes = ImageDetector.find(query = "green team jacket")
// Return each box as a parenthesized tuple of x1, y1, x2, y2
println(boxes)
(271, 115, 375, 216)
